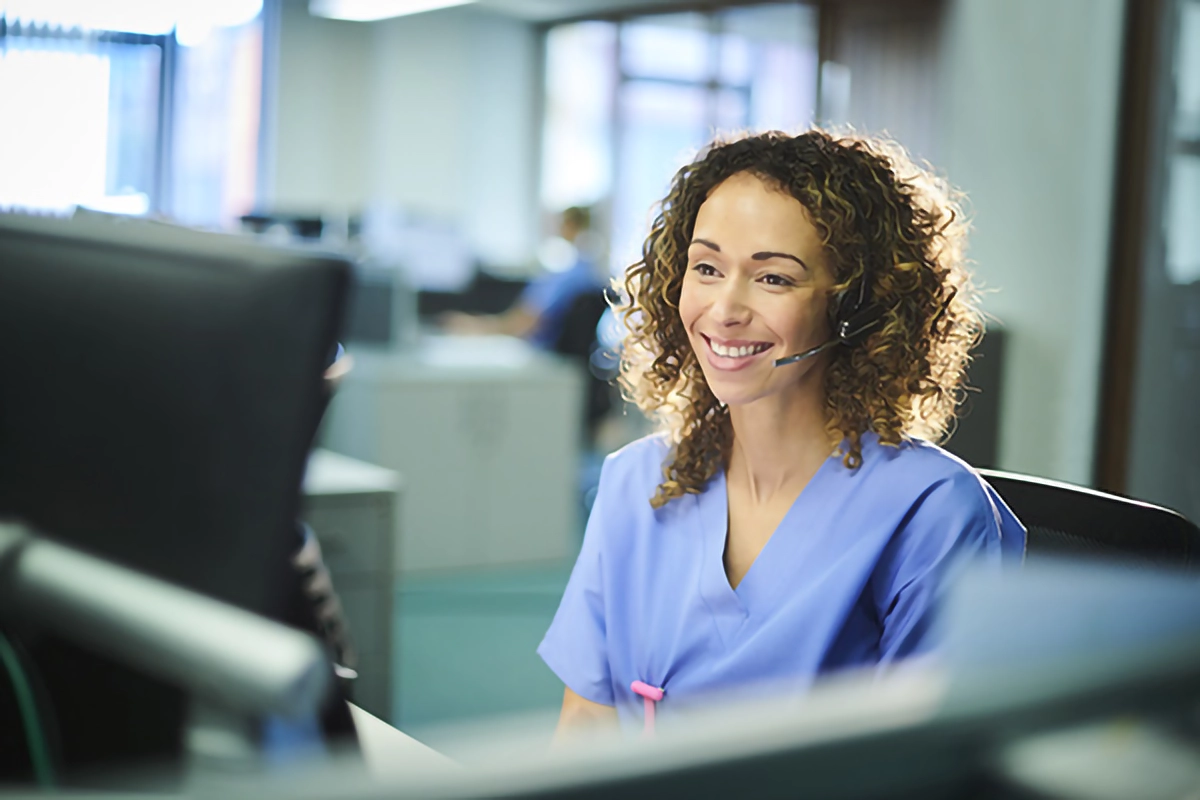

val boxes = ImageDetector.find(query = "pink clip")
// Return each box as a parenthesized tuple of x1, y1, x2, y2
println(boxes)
(630, 680, 664, 736)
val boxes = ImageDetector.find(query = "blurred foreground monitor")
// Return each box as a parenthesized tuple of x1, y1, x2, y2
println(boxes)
(0, 211, 355, 788)
(210, 559, 1200, 800)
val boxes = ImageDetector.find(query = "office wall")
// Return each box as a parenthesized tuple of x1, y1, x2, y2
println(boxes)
(939, 0, 1124, 484)
(271, 1, 372, 214)
(270, 1, 539, 266)
(367, 7, 538, 267)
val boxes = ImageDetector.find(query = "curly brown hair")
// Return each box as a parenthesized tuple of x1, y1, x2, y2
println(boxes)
(617, 129, 982, 509)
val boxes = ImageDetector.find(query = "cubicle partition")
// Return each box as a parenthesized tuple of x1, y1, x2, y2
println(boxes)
(319, 336, 584, 575)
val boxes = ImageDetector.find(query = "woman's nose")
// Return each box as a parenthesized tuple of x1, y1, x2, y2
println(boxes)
(710, 279, 752, 326)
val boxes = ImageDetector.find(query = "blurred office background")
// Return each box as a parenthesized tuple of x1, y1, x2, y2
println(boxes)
(2, 0, 1197, 748)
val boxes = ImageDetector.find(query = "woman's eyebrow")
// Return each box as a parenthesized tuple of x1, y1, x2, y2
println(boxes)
(752, 251, 809, 270)
(690, 239, 809, 271)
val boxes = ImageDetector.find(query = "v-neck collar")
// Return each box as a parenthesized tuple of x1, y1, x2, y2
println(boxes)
(695, 471, 747, 647)
(695, 453, 837, 646)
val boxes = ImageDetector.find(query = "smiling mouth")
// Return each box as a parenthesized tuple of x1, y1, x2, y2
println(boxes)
(702, 335, 772, 359)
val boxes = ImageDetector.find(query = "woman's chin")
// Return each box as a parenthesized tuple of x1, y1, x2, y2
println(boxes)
(707, 378, 806, 410)
(709, 388, 762, 409)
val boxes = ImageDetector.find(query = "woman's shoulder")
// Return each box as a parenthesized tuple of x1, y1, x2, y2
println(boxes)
(861, 434, 992, 501)
(590, 432, 694, 516)
(862, 436, 1026, 560)
(582, 435, 677, 552)
(599, 432, 672, 485)
(863, 434, 1024, 541)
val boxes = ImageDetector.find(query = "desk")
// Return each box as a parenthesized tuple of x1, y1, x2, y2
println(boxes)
(319, 335, 583, 573)
(347, 703, 453, 777)
(303, 451, 401, 721)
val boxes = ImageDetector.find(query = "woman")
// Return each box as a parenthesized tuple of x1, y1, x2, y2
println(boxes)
(537, 129, 1026, 735)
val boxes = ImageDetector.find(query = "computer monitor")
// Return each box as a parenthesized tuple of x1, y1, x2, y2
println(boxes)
(342, 261, 418, 350)
(240, 560, 1200, 800)
(0, 211, 351, 784)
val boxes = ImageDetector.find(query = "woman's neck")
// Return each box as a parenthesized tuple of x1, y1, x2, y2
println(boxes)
(726, 389, 837, 505)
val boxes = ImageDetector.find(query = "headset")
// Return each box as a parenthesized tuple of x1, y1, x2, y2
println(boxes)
(773, 265, 885, 367)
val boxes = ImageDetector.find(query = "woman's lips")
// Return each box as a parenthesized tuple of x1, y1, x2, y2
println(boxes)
(701, 334, 772, 371)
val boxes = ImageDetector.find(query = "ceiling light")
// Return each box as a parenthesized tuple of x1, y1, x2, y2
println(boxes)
(308, 0, 476, 22)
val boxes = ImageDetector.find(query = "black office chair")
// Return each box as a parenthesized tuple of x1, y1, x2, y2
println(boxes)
(551, 291, 616, 441)
(978, 469, 1200, 571)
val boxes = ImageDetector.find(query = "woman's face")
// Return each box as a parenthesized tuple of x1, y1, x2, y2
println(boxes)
(678, 171, 833, 409)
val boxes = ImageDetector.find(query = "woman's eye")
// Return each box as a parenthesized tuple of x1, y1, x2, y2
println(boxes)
(761, 273, 794, 287)
(692, 263, 719, 277)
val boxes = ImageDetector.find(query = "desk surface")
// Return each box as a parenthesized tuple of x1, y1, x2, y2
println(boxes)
(348, 703, 454, 777)
(346, 334, 578, 381)
(304, 449, 402, 496)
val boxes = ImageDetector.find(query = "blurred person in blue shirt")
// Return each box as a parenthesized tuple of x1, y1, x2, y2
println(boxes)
(442, 206, 605, 350)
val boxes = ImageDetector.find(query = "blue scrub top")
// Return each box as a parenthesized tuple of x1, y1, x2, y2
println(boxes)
(538, 432, 1025, 728)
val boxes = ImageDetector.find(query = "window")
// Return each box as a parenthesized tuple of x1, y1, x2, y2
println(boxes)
(0, 0, 264, 226)
(540, 3, 819, 275)
(1165, 0, 1200, 285)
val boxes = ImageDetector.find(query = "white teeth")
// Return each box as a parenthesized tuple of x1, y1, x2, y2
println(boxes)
(710, 340, 766, 358)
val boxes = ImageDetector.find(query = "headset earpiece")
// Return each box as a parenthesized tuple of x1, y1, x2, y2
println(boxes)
(831, 272, 883, 346)
(836, 303, 885, 346)
(774, 267, 884, 367)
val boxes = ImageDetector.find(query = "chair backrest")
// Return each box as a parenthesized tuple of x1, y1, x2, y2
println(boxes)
(550, 291, 615, 439)
(551, 290, 610, 360)
(978, 469, 1200, 571)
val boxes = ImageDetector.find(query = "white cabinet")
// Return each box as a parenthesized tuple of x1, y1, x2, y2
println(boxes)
(302, 449, 401, 722)
(319, 336, 583, 574)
